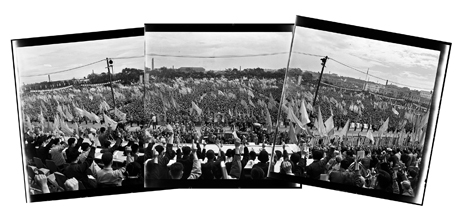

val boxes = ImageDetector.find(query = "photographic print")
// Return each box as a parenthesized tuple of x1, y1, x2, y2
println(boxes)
(12, 28, 151, 202)
(143, 24, 300, 188)
(268, 16, 450, 205)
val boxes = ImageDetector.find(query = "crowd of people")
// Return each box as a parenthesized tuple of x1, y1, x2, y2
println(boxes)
(24, 123, 144, 195)
(21, 73, 427, 198)
(276, 137, 422, 197)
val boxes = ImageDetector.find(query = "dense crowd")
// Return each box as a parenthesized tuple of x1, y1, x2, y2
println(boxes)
(24, 124, 144, 194)
(21, 74, 427, 196)
(276, 138, 422, 197)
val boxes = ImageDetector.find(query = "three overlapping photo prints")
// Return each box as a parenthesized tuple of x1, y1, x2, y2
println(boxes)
(12, 16, 450, 204)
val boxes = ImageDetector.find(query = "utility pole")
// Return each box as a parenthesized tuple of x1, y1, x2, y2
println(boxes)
(313, 56, 328, 106)
(364, 68, 369, 90)
(106, 58, 116, 109)
(48, 75, 51, 83)
(152, 58, 154, 71)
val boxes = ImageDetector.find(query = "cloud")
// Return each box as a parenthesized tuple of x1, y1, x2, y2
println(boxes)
(401, 71, 427, 80)
(43, 64, 52, 67)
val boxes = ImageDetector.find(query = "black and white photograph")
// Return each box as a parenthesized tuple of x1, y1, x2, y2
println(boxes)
(12, 28, 149, 202)
(142, 24, 300, 188)
(268, 16, 451, 205)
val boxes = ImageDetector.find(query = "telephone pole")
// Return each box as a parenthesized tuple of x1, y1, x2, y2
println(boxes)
(106, 58, 116, 109)
(313, 56, 328, 106)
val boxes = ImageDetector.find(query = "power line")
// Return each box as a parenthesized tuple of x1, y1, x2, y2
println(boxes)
(291, 51, 325, 58)
(21, 59, 106, 78)
(109, 55, 144, 60)
(146, 52, 289, 59)
(328, 57, 431, 90)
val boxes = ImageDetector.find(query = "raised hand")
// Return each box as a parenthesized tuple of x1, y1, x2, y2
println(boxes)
(64, 177, 79, 191)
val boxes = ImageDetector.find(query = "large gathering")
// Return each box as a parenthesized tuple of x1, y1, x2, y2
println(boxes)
(20, 66, 429, 198)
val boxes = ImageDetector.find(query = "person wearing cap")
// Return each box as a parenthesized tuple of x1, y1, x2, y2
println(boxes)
(96, 151, 127, 187)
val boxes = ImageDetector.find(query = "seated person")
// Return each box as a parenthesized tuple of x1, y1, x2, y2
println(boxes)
(122, 162, 143, 187)
(96, 152, 126, 186)
(63, 142, 97, 189)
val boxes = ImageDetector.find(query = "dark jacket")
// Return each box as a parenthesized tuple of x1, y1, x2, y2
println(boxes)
(63, 147, 96, 189)
(306, 148, 334, 180)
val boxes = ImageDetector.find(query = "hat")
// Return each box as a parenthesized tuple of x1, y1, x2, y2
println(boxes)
(101, 152, 113, 166)
(90, 128, 96, 134)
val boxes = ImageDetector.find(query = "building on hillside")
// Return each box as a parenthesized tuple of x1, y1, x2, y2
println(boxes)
(364, 82, 383, 93)
(177, 67, 205, 73)
(404, 90, 421, 102)
(420, 90, 432, 100)
(382, 85, 401, 98)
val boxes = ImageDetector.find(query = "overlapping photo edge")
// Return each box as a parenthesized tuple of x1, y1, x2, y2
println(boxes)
(143, 23, 300, 189)
(267, 15, 451, 206)
(11, 27, 172, 203)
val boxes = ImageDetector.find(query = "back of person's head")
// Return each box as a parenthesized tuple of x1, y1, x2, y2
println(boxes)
(251, 166, 265, 179)
(346, 150, 354, 157)
(365, 150, 370, 156)
(408, 168, 418, 178)
(169, 162, 184, 179)
(312, 149, 324, 160)
(67, 149, 80, 163)
(155, 145, 164, 155)
(206, 150, 215, 161)
(182, 146, 191, 156)
(100, 127, 106, 133)
(243, 146, 249, 156)
(340, 159, 348, 170)
(131, 144, 139, 154)
(281, 161, 292, 173)
(165, 144, 176, 160)
(145, 160, 162, 180)
(258, 150, 269, 163)
(67, 138, 76, 146)
(52, 138, 60, 145)
(249, 151, 257, 160)
(126, 162, 141, 177)
(101, 152, 113, 166)
(103, 141, 111, 148)
(275, 150, 282, 161)
(81, 143, 90, 151)
(290, 153, 300, 165)
(226, 149, 235, 158)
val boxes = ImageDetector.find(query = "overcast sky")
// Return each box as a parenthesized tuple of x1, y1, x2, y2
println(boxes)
(289, 27, 440, 92)
(145, 32, 292, 71)
(15, 36, 144, 85)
